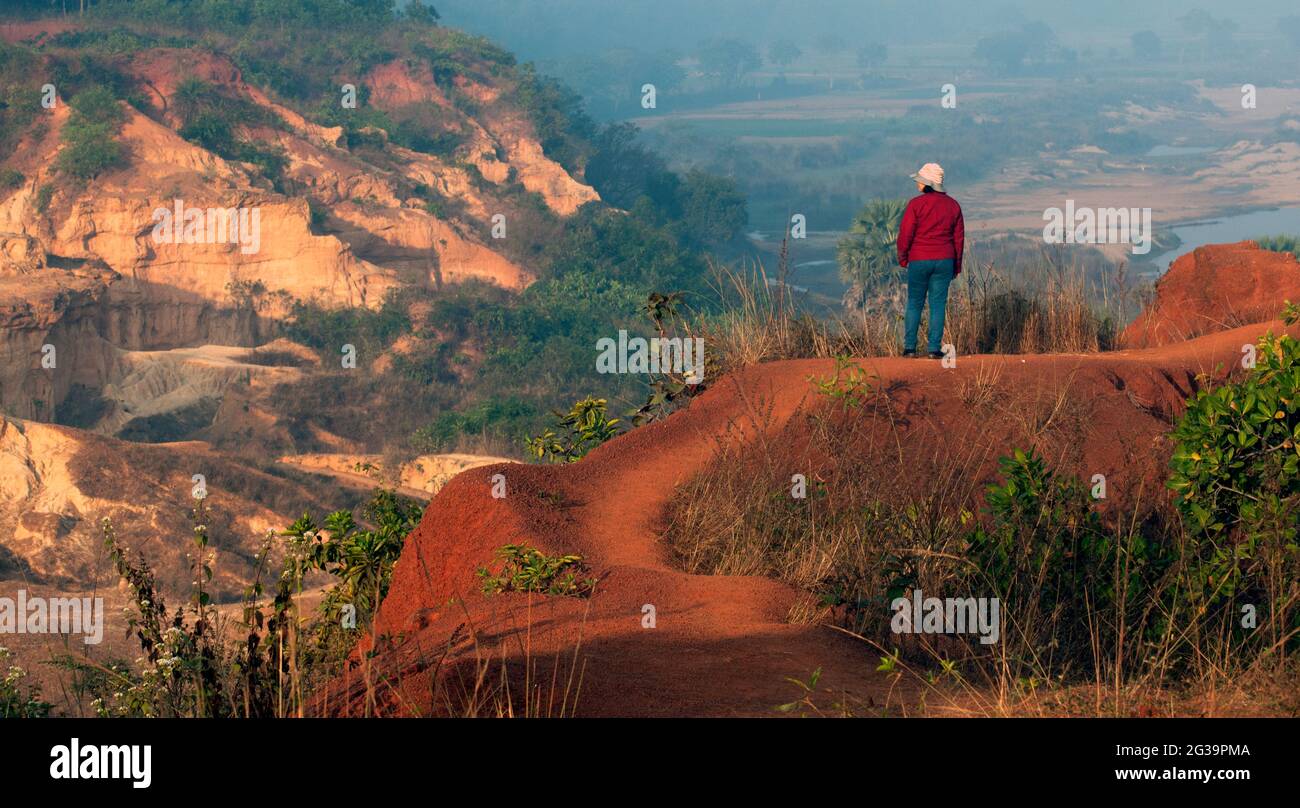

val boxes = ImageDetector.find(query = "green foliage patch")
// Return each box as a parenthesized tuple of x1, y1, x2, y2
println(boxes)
(478, 544, 596, 598)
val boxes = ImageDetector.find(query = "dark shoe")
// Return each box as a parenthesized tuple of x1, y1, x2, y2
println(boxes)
(927, 350, 945, 359)
(901, 349, 917, 357)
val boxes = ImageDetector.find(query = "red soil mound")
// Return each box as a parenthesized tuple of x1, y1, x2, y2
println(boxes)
(1121, 241, 1300, 348)
(317, 316, 1296, 717)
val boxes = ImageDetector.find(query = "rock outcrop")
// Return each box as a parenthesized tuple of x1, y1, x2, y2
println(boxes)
(0, 36, 599, 431)
(1122, 241, 1300, 348)
(0, 415, 352, 599)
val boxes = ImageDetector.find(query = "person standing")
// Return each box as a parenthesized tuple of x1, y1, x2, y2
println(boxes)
(896, 163, 964, 359)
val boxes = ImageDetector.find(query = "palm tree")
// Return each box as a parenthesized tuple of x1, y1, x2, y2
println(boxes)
(837, 198, 906, 311)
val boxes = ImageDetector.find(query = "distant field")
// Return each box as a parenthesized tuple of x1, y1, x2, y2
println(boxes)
(645, 117, 865, 138)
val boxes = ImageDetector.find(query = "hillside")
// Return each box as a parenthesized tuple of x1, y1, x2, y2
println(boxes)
(0, 17, 594, 429)
(0, 8, 747, 466)
(319, 242, 1300, 717)
(3, 5, 1295, 723)
(0, 6, 758, 714)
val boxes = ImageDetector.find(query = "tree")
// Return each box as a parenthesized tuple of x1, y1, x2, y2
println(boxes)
(768, 39, 802, 68)
(56, 85, 126, 179)
(974, 30, 1032, 74)
(583, 121, 679, 212)
(975, 22, 1067, 75)
(1205, 18, 1239, 57)
(696, 38, 761, 86)
(675, 170, 748, 245)
(1130, 30, 1162, 60)
(550, 48, 684, 116)
(837, 198, 907, 311)
(1178, 9, 1239, 59)
(856, 42, 887, 69)
(403, 1, 440, 23)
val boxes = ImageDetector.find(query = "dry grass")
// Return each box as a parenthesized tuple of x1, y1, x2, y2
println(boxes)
(695, 241, 1144, 378)
(301, 593, 590, 719)
(661, 373, 1298, 717)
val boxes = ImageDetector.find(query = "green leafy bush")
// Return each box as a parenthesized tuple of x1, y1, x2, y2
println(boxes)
(56, 85, 126, 179)
(0, 42, 41, 155)
(963, 448, 1157, 673)
(79, 487, 422, 717)
(1168, 333, 1300, 621)
(282, 489, 424, 623)
(508, 62, 594, 173)
(478, 544, 596, 597)
(527, 397, 620, 463)
(44, 26, 180, 55)
(284, 294, 412, 362)
(810, 355, 877, 411)
(174, 79, 286, 184)
(674, 169, 748, 245)
(411, 396, 538, 453)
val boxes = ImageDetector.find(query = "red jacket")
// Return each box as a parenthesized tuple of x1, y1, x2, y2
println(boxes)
(897, 190, 965, 276)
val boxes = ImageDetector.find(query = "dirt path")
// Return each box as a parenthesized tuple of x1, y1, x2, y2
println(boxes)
(314, 313, 1298, 717)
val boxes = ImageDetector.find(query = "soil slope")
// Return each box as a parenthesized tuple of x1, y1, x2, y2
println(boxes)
(1121, 240, 1300, 348)
(0, 416, 359, 598)
(320, 307, 1297, 716)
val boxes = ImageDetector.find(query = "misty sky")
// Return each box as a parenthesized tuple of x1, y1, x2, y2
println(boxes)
(430, 0, 1300, 60)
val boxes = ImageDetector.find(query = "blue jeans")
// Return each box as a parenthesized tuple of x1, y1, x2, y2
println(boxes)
(903, 258, 954, 354)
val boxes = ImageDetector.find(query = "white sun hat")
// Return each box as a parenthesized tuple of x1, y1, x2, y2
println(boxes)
(910, 162, 945, 192)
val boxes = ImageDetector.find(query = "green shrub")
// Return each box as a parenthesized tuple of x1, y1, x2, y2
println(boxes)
(507, 62, 594, 173)
(674, 169, 748, 245)
(0, 168, 23, 190)
(1168, 332, 1300, 628)
(810, 355, 878, 411)
(174, 79, 286, 184)
(527, 397, 621, 463)
(963, 448, 1159, 675)
(79, 486, 421, 717)
(55, 140, 124, 181)
(282, 489, 423, 623)
(411, 396, 539, 453)
(0, 42, 41, 155)
(412, 31, 514, 89)
(283, 294, 412, 361)
(56, 85, 127, 179)
(1254, 234, 1300, 256)
(67, 84, 125, 124)
(57, 137, 126, 179)
(45, 26, 177, 55)
(478, 544, 595, 597)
